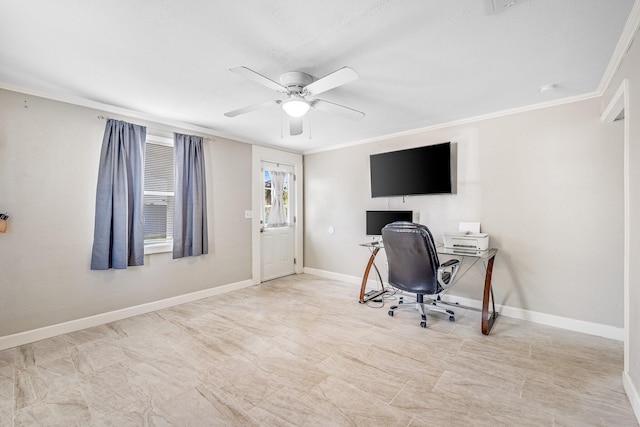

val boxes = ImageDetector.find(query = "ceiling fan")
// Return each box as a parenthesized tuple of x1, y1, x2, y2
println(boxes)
(224, 66, 365, 136)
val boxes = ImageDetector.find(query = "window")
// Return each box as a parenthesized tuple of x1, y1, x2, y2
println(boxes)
(263, 168, 291, 228)
(144, 136, 174, 248)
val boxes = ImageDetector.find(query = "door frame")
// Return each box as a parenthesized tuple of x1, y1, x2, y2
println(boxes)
(251, 145, 303, 284)
(601, 79, 629, 373)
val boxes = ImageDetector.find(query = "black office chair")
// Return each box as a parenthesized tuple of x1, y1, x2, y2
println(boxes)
(382, 221, 460, 328)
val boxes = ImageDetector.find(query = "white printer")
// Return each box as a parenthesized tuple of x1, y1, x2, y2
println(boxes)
(443, 222, 489, 251)
(443, 231, 489, 251)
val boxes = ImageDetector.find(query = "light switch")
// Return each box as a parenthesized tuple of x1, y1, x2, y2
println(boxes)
(244, 210, 252, 219)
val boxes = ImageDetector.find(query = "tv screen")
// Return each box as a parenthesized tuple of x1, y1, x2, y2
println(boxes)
(366, 210, 413, 236)
(370, 142, 452, 197)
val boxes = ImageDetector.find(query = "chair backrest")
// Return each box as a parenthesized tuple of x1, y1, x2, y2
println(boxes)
(382, 221, 442, 295)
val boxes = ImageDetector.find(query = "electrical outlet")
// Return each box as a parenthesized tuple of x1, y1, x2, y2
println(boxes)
(244, 210, 252, 219)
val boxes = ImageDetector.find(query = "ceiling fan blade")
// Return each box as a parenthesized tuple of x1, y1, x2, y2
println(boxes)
(304, 67, 359, 96)
(230, 66, 289, 93)
(290, 117, 303, 136)
(312, 99, 365, 121)
(224, 100, 281, 117)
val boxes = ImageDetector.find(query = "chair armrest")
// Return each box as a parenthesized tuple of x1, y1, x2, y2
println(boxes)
(440, 259, 459, 268)
(437, 258, 460, 290)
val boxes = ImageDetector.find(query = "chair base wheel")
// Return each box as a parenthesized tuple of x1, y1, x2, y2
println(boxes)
(449, 316, 455, 322)
(388, 310, 394, 317)
(420, 321, 427, 328)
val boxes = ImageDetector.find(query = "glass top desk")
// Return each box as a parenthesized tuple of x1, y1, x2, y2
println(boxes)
(359, 241, 499, 335)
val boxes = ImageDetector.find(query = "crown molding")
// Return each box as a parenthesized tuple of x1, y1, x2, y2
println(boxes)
(4, 1, 639, 158)
(0, 82, 257, 145)
(303, 91, 601, 155)
(304, 1, 640, 156)
(0, 82, 308, 154)
(597, 0, 640, 94)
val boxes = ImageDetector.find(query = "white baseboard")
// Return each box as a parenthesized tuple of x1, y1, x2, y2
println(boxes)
(303, 267, 363, 285)
(624, 371, 640, 424)
(440, 294, 624, 341)
(304, 267, 624, 341)
(302, 267, 384, 289)
(3, 269, 625, 350)
(0, 279, 254, 351)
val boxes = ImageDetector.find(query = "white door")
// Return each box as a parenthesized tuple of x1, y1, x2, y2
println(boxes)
(261, 162, 295, 281)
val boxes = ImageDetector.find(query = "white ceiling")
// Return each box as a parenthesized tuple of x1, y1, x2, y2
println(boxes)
(0, 0, 635, 153)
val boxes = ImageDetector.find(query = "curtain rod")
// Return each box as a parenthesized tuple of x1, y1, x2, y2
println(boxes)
(97, 115, 213, 142)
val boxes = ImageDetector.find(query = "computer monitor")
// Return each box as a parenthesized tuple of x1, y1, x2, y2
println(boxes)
(366, 210, 413, 236)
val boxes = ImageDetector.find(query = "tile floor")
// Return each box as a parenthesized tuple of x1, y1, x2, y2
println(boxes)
(0, 274, 637, 426)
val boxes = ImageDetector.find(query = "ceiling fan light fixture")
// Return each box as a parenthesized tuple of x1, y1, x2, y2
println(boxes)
(282, 97, 310, 117)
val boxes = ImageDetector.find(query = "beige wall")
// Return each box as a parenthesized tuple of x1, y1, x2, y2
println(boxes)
(304, 97, 624, 328)
(0, 89, 253, 337)
(603, 24, 640, 411)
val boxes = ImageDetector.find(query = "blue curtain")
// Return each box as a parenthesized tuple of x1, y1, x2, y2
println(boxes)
(173, 133, 208, 258)
(91, 119, 146, 270)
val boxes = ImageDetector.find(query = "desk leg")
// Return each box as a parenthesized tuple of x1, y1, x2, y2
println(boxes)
(359, 247, 386, 303)
(481, 255, 498, 335)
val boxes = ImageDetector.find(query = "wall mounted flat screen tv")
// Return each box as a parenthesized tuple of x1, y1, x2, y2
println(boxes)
(366, 210, 413, 236)
(370, 142, 452, 197)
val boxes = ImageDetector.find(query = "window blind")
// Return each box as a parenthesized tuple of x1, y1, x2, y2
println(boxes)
(144, 142, 174, 241)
